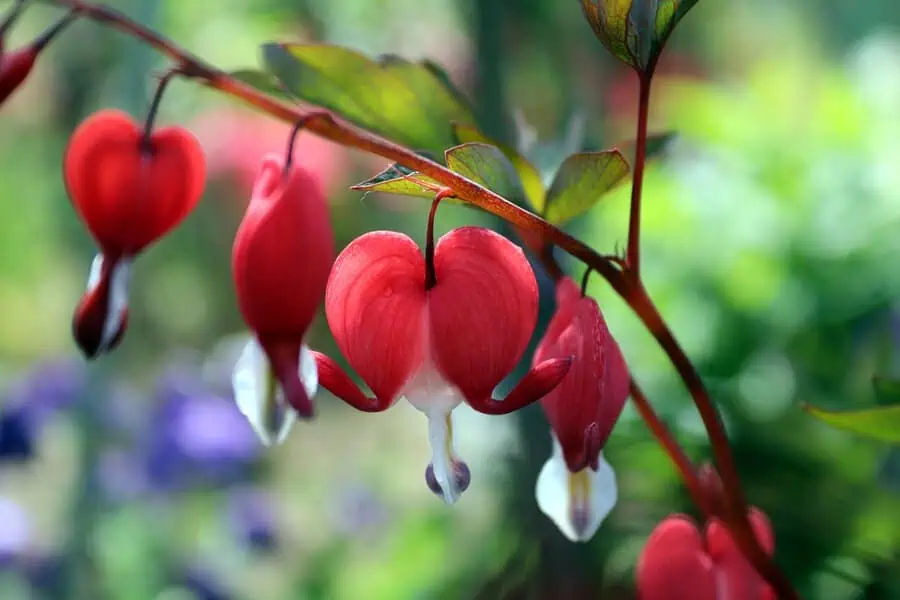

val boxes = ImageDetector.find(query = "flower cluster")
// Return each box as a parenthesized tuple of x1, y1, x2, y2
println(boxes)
(55, 101, 635, 540)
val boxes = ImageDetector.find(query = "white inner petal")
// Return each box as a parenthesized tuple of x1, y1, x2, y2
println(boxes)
(232, 338, 318, 447)
(535, 433, 618, 543)
(86, 254, 131, 353)
(401, 363, 467, 504)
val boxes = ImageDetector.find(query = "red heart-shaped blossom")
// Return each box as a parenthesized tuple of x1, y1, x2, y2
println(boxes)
(636, 509, 776, 600)
(533, 276, 629, 472)
(232, 153, 335, 416)
(64, 109, 206, 256)
(324, 226, 538, 408)
(0, 47, 36, 106)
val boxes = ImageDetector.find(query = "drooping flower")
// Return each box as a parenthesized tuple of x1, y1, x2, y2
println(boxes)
(0, 10, 78, 107)
(636, 508, 776, 600)
(532, 276, 629, 542)
(314, 227, 572, 503)
(231, 153, 334, 441)
(64, 109, 206, 358)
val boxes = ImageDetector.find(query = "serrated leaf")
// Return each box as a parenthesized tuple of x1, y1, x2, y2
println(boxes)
(873, 377, 900, 406)
(452, 124, 546, 212)
(803, 403, 900, 444)
(543, 151, 630, 225)
(444, 143, 527, 206)
(261, 43, 475, 155)
(229, 68, 292, 100)
(351, 162, 443, 199)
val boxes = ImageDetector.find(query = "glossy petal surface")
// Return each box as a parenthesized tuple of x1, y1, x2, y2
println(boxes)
(233, 154, 334, 337)
(325, 231, 426, 402)
(636, 515, 718, 600)
(64, 109, 206, 255)
(428, 227, 538, 402)
(534, 277, 629, 472)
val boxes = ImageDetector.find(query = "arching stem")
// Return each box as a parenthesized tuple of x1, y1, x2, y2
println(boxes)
(424, 188, 455, 290)
(141, 67, 180, 152)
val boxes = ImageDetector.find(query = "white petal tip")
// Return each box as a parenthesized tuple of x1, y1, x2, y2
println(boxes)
(535, 437, 617, 543)
(232, 339, 318, 447)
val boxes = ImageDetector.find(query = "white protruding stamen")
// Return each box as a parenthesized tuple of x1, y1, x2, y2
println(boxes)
(232, 337, 318, 446)
(401, 362, 467, 504)
(535, 433, 617, 543)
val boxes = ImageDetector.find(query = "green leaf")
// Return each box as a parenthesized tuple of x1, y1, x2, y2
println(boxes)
(543, 151, 630, 225)
(261, 43, 475, 155)
(616, 131, 677, 166)
(803, 403, 900, 444)
(452, 124, 546, 212)
(444, 143, 526, 205)
(350, 162, 443, 199)
(228, 68, 292, 100)
(873, 377, 900, 406)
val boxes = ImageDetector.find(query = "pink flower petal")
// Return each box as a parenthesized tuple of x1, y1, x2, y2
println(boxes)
(636, 515, 718, 600)
(534, 277, 630, 472)
(232, 154, 334, 338)
(325, 231, 427, 402)
(428, 227, 538, 402)
(706, 508, 776, 600)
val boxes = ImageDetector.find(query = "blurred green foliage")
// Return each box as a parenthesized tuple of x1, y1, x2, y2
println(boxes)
(0, 0, 899, 599)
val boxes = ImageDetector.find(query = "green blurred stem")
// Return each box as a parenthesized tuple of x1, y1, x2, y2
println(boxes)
(56, 379, 104, 600)
(625, 74, 651, 277)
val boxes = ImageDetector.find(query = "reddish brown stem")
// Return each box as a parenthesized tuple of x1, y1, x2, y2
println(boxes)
(629, 379, 711, 516)
(424, 188, 453, 290)
(46, 2, 798, 597)
(628, 281, 797, 598)
(626, 74, 651, 277)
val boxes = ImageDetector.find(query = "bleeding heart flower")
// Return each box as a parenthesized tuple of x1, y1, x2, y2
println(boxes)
(64, 109, 206, 357)
(532, 276, 629, 542)
(0, 10, 78, 107)
(313, 227, 572, 504)
(636, 508, 776, 600)
(231, 153, 334, 441)
(0, 46, 37, 106)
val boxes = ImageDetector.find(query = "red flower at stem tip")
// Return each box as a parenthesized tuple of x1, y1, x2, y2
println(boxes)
(314, 227, 572, 504)
(64, 109, 206, 358)
(231, 153, 334, 442)
(637, 508, 776, 600)
(533, 276, 629, 542)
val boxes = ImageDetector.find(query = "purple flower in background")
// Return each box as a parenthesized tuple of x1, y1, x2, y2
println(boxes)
(0, 405, 35, 462)
(226, 487, 278, 553)
(0, 497, 30, 566)
(144, 373, 260, 490)
(176, 565, 234, 600)
(0, 359, 86, 463)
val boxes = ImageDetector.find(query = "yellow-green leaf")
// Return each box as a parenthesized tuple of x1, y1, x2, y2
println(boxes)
(261, 43, 476, 156)
(228, 68, 292, 100)
(444, 143, 526, 205)
(803, 403, 900, 444)
(544, 151, 630, 225)
(452, 124, 546, 212)
(350, 162, 443, 199)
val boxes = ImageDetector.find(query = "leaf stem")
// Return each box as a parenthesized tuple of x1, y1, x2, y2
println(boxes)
(424, 188, 453, 290)
(141, 67, 179, 151)
(626, 74, 652, 277)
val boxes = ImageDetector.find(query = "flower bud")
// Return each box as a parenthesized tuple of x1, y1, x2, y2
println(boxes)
(580, 0, 699, 73)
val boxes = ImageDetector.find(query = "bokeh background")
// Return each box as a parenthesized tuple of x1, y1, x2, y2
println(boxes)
(1, 0, 899, 598)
